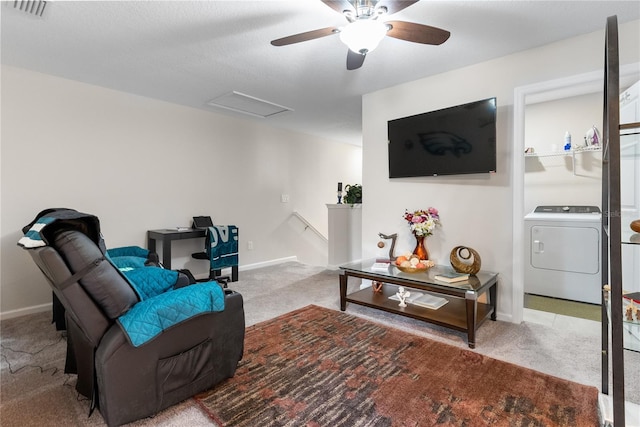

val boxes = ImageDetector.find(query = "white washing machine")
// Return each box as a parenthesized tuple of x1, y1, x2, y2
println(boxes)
(524, 205, 602, 304)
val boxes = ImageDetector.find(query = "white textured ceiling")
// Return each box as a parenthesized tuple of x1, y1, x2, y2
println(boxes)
(2, 1, 639, 146)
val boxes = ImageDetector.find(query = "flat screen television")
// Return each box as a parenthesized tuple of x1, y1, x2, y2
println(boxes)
(388, 97, 497, 178)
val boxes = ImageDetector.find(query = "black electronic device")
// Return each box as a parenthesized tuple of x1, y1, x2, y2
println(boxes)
(388, 97, 497, 178)
(192, 216, 214, 229)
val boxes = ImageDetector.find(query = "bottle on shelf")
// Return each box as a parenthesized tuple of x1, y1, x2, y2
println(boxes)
(564, 131, 572, 151)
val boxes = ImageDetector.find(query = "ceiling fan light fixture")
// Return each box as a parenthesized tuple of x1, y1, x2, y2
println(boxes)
(339, 19, 387, 55)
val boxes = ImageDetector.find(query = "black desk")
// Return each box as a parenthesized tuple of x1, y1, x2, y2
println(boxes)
(147, 228, 205, 269)
(147, 228, 239, 282)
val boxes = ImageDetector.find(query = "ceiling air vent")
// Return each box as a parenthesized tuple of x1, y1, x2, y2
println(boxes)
(13, 0, 47, 17)
(206, 91, 293, 118)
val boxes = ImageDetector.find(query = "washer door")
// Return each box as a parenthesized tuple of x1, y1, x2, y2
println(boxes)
(530, 225, 600, 274)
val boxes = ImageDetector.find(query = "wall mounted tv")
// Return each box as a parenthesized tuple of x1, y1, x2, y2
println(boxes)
(388, 97, 497, 178)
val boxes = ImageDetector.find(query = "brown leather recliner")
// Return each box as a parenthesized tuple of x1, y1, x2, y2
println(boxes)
(21, 211, 245, 427)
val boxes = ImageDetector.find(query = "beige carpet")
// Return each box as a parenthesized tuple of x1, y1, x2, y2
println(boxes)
(1, 261, 638, 426)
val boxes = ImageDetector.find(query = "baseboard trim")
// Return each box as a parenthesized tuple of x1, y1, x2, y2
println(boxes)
(0, 302, 52, 321)
(240, 256, 298, 271)
(496, 312, 513, 323)
(193, 256, 299, 280)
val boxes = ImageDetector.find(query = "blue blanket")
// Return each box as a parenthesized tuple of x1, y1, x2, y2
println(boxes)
(118, 281, 225, 347)
(122, 267, 178, 300)
(207, 225, 238, 269)
(107, 246, 225, 346)
(106, 247, 178, 300)
(107, 246, 152, 272)
(106, 246, 149, 259)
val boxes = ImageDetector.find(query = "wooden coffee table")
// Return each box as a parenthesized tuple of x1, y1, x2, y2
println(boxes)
(339, 259, 498, 348)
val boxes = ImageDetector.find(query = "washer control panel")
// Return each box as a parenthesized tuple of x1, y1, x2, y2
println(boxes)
(533, 205, 601, 214)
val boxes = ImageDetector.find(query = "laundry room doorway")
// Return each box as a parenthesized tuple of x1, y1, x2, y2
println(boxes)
(522, 93, 603, 322)
(511, 64, 640, 325)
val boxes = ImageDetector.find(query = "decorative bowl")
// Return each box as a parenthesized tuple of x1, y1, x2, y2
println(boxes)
(394, 259, 434, 273)
(395, 265, 430, 273)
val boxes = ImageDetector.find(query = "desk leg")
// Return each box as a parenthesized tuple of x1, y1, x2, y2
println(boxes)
(162, 237, 172, 269)
(490, 283, 497, 321)
(339, 273, 347, 311)
(232, 265, 239, 282)
(147, 235, 157, 254)
(465, 290, 477, 349)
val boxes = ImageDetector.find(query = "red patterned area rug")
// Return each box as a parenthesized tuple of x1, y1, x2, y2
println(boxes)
(194, 305, 598, 427)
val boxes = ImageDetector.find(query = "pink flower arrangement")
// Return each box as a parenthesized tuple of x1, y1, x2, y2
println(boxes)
(403, 208, 440, 237)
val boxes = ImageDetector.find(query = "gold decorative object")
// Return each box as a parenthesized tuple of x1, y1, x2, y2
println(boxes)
(631, 219, 640, 233)
(450, 246, 481, 275)
(396, 265, 431, 273)
(394, 255, 435, 273)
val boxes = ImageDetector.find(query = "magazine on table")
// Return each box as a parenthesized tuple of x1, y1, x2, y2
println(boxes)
(371, 261, 391, 272)
(389, 289, 448, 310)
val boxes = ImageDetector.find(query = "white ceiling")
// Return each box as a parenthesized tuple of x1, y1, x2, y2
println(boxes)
(2, 1, 639, 146)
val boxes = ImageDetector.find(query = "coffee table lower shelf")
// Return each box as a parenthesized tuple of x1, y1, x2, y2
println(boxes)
(342, 285, 494, 348)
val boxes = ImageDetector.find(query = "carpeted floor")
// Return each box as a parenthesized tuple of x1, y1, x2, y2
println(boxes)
(1, 261, 639, 426)
(195, 305, 599, 427)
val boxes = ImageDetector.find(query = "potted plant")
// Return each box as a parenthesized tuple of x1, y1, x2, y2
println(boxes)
(344, 184, 362, 204)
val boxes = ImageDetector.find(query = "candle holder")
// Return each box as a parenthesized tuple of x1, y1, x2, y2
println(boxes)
(337, 191, 343, 204)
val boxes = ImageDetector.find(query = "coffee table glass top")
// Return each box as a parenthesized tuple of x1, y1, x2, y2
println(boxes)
(340, 259, 497, 293)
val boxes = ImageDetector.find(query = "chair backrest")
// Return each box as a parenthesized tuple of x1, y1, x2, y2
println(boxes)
(29, 229, 139, 345)
(29, 245, 110, 346)
(52, 230, 139, 318)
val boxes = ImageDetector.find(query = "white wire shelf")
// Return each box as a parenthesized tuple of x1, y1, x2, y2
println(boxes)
(524, 145, 602, 158)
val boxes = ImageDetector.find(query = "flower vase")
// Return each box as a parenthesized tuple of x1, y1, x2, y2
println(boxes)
(413, 234, 429, 260)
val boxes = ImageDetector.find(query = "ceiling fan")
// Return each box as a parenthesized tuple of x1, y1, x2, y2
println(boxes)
(270, 0, 450, 70)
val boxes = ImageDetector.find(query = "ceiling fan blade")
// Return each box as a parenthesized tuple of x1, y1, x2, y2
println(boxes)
(346, 49, 366, 70)
(375, 1, 419, 15)
(386, 20, 450, 45)
(321, 0, 355, 15)
(271, 27, 340, 46)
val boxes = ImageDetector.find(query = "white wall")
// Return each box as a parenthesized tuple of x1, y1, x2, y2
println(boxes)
(0, 66, 362, 317)
(362, 19, 640, 322)
(524, 93, 602, 214)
